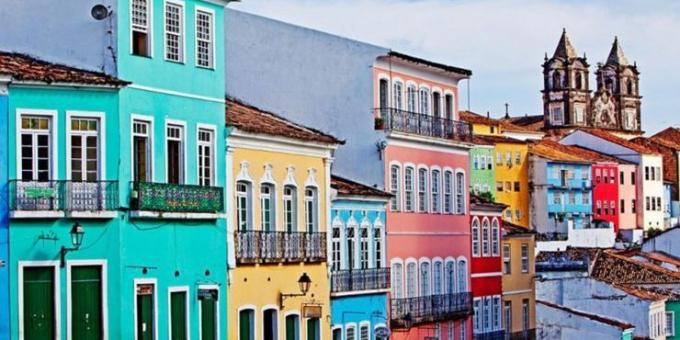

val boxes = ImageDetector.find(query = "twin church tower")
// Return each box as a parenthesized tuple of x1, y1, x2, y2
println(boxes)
(542, 29, 642, 134)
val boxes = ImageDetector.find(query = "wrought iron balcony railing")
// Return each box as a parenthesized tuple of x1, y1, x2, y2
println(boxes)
(376, 107, 472, 141)
(391, 292, 473, 329)
(9, 180, 118, 213)
(130, 181, 223, 213)
(235, 231, 327, 264)
(330, 268, 390, 293)
(474, 330, 506, 340)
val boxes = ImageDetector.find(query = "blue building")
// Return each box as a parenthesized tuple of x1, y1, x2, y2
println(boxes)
(529, 141, 594, 236)
(330, 176, 392, 340)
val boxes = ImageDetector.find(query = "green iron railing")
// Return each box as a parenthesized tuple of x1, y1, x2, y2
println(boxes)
(9, 180, 118, 212)
(130, 181, 224, 213)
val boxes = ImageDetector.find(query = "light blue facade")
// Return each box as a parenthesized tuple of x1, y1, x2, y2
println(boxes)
(545, 162, 593, 230)
(330, 196, 390, 339)
(664, 183, 672, 220)
(0, 88, 9, 340)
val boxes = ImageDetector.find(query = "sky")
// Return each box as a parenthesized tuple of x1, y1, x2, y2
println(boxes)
(230, 0, 680, 135)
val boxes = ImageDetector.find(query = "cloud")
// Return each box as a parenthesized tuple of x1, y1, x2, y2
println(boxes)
(231, 0, 680, 133)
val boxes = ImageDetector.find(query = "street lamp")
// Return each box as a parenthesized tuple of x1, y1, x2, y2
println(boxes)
(279, 272, 312, 308)
(60, 222, 84, 267)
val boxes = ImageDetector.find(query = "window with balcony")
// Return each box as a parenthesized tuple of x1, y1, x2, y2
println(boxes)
(236, 181, 251, 231)
(492, 219, 500, 256)
(379, 79, 389, 110)
(198, 128, 214, 186)
(418, 168, 428, 213)
(433, 260, 443, 295)
(283, 185, 297, 232)
(346, 225, 356, 270)
(482, 219, 490, 256)
(522, 299, 529, 331)
(457, 259, 467, 292)
(166, 124, 184, 184)
(374, 226, 383, 268)
(360, 224, 370, 269)
(472, 219, 480, 257)
(392, 262, 404, 299)
(483, 297, 491, 331)
(20, 116, 52, 182)
(346, 325, 355, 340)
(419, 88, 430, 114)
(406, 262, 417, 297)
(165, 1, 184, 62)
(133, 120, 152, 182)
(331, 225, 341, 271)
(473, 299, 481, 332)
(503, 244, 511, 274)
(431, 170, 441, 213)
(393, 81, 403, 110)
(69, 118, 100, 182)
(444, 171, 453, 213)
(445, 94, 454, 120)
(260, 184, 275, 231)
(305, 187, 319, 232)
(407, 85, 417, 112)
(433, 92, 442, 117)
(195, 9, 214, 68)
(420, 261, 431, 296)
(405, 167, 415, 212)
(390, 165, 401, 211)
(445, 260, 455, 294)
(131, 0, 151, 57)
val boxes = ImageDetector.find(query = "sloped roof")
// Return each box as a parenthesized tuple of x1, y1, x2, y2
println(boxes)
(226, 98, 343, 145)
(470, 194, 507, 212)
(536, 247, 599, 272)
(572, 129, 658, 155)
(537, 300, 635, 330)
(590, 250, 680, 285)
(613, 284, 673, 301)
(652, 127, 680, 149)
(459, 110, 500, 126)
(331, 175, 392, 198)
(605, 37, 630, 67)
(505, 115, 545, 132)
(502, 221, 536, 237)
(0, 51, 128, 86)
(630, 137, 678, 183)
(500, 119, 544, 134)
(388, 51, 472, 76)
(471, 134, 526, 146)
(567, 145, 633, 164)
(529, 139, 590, 163)
(552, 29, 579, 59)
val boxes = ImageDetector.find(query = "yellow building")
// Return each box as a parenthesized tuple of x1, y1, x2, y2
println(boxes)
(226, 99, 342, 340)
(493, 138, 530, 227)
(460, 110, 503, 136)
(501, 223, 536, 338)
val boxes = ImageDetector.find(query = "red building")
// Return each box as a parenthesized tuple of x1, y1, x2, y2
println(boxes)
(470, 195, 506, 338)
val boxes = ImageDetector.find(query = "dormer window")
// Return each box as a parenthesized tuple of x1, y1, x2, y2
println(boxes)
(131, 0, 151, 57)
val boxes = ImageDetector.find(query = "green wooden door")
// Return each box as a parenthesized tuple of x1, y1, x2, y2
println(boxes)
(306, 318, 319, 340)
(23, 267, 55, 340)
(285, 315, 298, 340)
(239, 310, 252, 340)
(200, 293, 217, 340)
(136, 285, 155, 340)
(71, 266, 103, 340)
(170, 291, 187, 340)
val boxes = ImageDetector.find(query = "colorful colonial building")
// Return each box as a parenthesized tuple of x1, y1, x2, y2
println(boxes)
(501, 223, 536, 339)
(491, 138, 530, 227)
(226, 99, 342, 340)
(470, 195, 506, 339)
(329, 176, 392, 340)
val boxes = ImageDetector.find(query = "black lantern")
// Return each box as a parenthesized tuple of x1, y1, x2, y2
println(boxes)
(61, 222, 85, 267)
(280, 272, 312, 308)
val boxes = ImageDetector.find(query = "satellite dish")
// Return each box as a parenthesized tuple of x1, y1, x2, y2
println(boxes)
(91, 4, 110, 20)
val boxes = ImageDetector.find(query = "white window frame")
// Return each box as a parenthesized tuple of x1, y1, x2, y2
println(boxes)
(66, 111, 105, 181)
(390, 163, 401, 211)
(391, 259, 404, 299)
(345, 323, 357, 340)
(492, 296, 501, 330)
(131, 114, 155, 182)
(457, 258, 468, 292)
(455, 170, 466, 214)
(236, 180, 252, 231)
(419, 86, 430, 115)
(445, 257, 456, 294)
(18, 261, 61, 340)
(66, 260, 109, 340)
(667, 311, 675, 337)
(164, 0, 185, 63)
(237, 305, 257, 340)
(521, 243, 529, 273)
(165, 119, 186, 184)
(16, 109, 58, 181)
(404, 166, 415, 212)
(283, 184, 298, 232)
(393, 80, 403, 110)
(167, 286, 190, 340)
(432, 258, 443, 295)
(359, 321, 370, 340)
(197, 124, 216, 186)
(373, 219, 385, 268)
(482, 218, 490, 257)
(491, 219, 500, 256)
(419, 258, 432, 297)
(194, 6, 215, 69)
(305, 185, 319, 232)
(472, 218, 480, 257)
(444, 169, 454, 213)
(405, 258, 418, 298)
(331, 216, 343, 271)
(473, 298, 481, 332)
(134, 278, 159, 340)
(360, 220, 370, 269)
(130, 0, 153, 57)
(260, 182, 276, 231)
(431, 168, 441, 213)
(417, 167, 428, 213)
(503, 243, 511, 274)
(197, 285, 220, 340)
(407, 83, 417, 113)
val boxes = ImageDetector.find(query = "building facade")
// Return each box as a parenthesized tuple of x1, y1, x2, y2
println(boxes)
(329, 176, 392, 340)
(501, 224, 536, 339)
(0, 72, 8, 339)
(226, 99, 341, 340)
(494, 140, 530, 228)
(470, 145, 496, 199)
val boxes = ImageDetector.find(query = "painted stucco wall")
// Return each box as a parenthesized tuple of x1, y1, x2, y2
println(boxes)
(619, 164, 639, 231)
(330, 294, 388, 339)
(667, 300, 680, 340)
(495, 142, 529, 227)
(643, 228, 680, 258)
(0, 90, 9, 340)
(502, 234, 536, 334)
(470, 146, 496, 198)
(224, 9, 390, 188)
(537, 302, 631, 340)
(592, 163, 620, 232)
(641, 155, 666, 231)
(0, 0, 118, 74)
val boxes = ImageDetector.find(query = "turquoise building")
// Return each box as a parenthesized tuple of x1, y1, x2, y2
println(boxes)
(0, 70, 9, 340)
(329, 176, 392, 340)
(1, 0, 229, 338)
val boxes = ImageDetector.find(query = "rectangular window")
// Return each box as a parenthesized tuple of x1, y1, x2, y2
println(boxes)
(236, 182, 251, 231)
(667, 311, 675, 337)
(657, 197, 662, 212)
(131, 0, 151, 56)
(136, 282, 156, 340)
(645, 166, 650, 180)
(407, 85, 417, 112)
(473, 299, 481, 332)
(69, 118, 99, 182)
(444, 171, 453, 213)
(620, 199, 625, 214)
(515, 152, 521, 165)
(432, 170, 441, 213)
(166, 124, 184, 184)
(419, 88, 430, 114)
(632, 199, 636, 214)
(506, 152, 512, 167)
(631, 171, 636, 185)
(582, 193, 589, 205)
(418, 168, 428, 212)
(493, 296, 501, 330)
(169, 289, 188, 340)
(305, 187, 318, 232)
(496, 181, 503, 192)
(620, 171, 624, 184)
(198, 128, 214, 186)
(390, 165, 401, 211)
(360, 324, 369, 340)
(522, 299, 529, 331)
(283, 186, 297, 232)
(71, 265, 104, 340)
(505, 181, 511, 192)
(581, 167, 588, 180)
(307, 318, 320, 340)
(360, 227, 369, 269)
(165, 1, 184, 62)
(514, 181, 520, 192)
(195, 9, 214, 68)
(133, 120, 152, 182)
(646, 197, 651, 211)
(240, 309, 255, 340)
(496, 152, 502, 165)
(521, 244, 529, 273)
(455, 172, 465, 214)
(445, 94, 453, 120)
(261, 184, 275, 231)
(569, 192, 576, 204)
(393, 82, 403, 110)
(503, 244, 511, 274)
(331, 227, 341, 271)
(433, 92, 442, 117)
(374, 228, 383, 268)
(459, 320, 466, 340)
(483, 298, 491, 330)
(405, 167, 414, 212)
(20, 116, 52, 181)
(515, 209, 521, 221)
(504, 301, 512, 332)
(198, 288, 218, 340)
(23, 266, 56, 339)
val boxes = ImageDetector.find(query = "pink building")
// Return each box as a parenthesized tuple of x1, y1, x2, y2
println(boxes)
(376, 53, 474, 339)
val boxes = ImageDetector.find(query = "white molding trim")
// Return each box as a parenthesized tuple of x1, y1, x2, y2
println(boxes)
(66, 259, 109, 340)
(18, 261, 61, 340)
(133, 278, 159, 340)
(127, 84, 225, 103)
(167, 286, 191, 340)
(227, 130, 337, 158)
(130, 114, 155, 182)
(66, 111, 107, 181)
(502, 289, 534, 296)
(164, 119, 188, 184)
(163, 0, 186, 64)
(15, 108, 58, 180)
(196, 123, 218, 186)
(471, 272, 503, 278)
(197, 284, 220, 340)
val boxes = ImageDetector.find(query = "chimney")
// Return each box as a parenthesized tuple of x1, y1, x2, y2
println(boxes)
(504, 103, 510, 119)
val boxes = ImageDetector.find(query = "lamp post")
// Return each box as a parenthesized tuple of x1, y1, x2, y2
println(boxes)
(60, 222, 84, 267)
(279, 272, 311, 309)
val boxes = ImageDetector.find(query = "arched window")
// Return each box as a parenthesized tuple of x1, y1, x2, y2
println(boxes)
(263, 308, 278, 340)
(260, 183, 275, 231)
(492, 219, 500, 256)
(605, 78, 614, 92)
(393, 81, 404, 110)
(373, 222, 383, 268)
(239, 308, 255, 340)
(346, 221, 356, 270)
(418, 168, 428, 212)
(390, 165, 401, 211)
(331, 218, 342, 271)
(472, 219, 480, 257)
(455, 172, 466, 214)
(283, 185, 297, 232)
(392, 262, 404, 298)
(405, 167, 415, 212)
(407, 85, 417, 112)
(445, 260, 456, 294)
(360, 221, 370, 269)
(433, 260, 443, 295)
(552, 71, 561, 89)
(575, 72, 583, 90)
(627, 80, 634, 95)
(431, 169, 441, 213)
(419, 87, 430, 115)
(305, 186, 318, 232)
(420, 261, 431, 296)
(482, 219, 490, 256)
(236, 181, 252, 231)
(445, 94, 454, 120)
(457, 259, 468, 292)
(406, 261, 417, 297)
(285, 314, 300, 340)
(444, 170, 454, 213)
(346, 325, 356, 340)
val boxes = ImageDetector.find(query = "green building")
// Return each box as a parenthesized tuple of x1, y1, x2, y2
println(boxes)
(469, 141, 496, 199)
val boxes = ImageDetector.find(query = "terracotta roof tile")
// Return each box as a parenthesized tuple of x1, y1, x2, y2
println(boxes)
(502, 221, 536, 236)
(331, 175, 392, 198)
(630, 137, 678, 183)
(529, 139, 590, 163)
(652, 127, 680, 149)
(0, 51, 128, 86)
(565, 145, 634, 164)
(459, 110, 500, 126)
(226, 98, 343, 145)
(537, 300, 635, 330)
(590, 250, 680, 285)
(613, 284, 673, 301)
(574, 128, 658, 155)
(503, 115, 545, 132)
(471, 134, 526, 146)
(470, 194, 507, 212)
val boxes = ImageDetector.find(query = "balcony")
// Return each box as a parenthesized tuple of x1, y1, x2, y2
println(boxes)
(376, 108, 472, 141)
(474, 330, 506, 340)
(235, 231, 327, 264)
(129, 182, 223, 219)
(330, 268, 390, 294)
(9, 180, 118, 218)
(390, 292, 472, 329)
